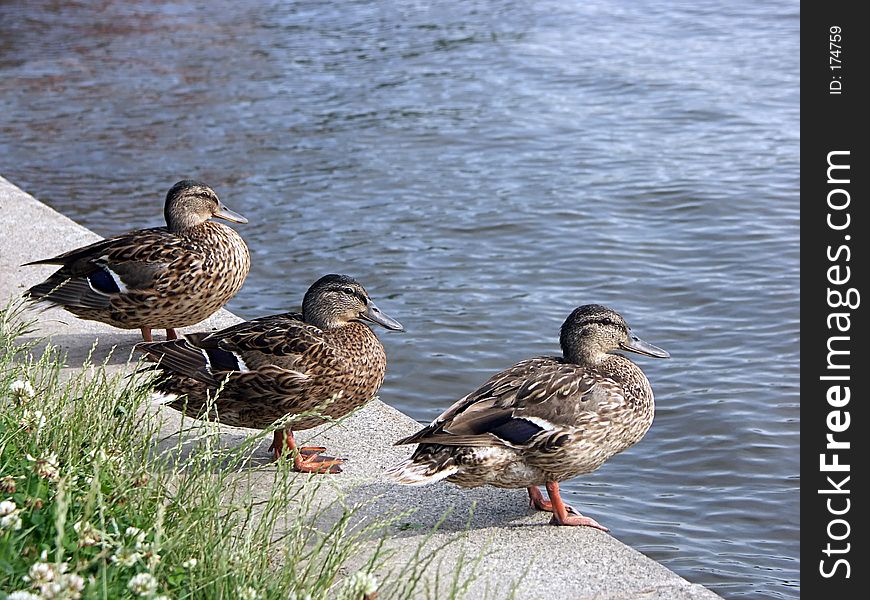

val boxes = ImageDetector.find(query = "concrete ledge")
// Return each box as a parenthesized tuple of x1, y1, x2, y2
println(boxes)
(0, 175, 722, 599)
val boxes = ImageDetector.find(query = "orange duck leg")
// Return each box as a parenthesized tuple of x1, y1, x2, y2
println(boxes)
(270, 429, 343, 474)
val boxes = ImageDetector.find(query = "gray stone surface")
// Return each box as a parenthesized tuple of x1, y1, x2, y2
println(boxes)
(0, 175, 722, 599)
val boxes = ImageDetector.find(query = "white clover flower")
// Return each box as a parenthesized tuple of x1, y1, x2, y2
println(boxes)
(127, 572, 158, 596)
(10, 379, 35, 401)
(146, 550, 162, 569)
(63, 572, 85, 597)
(237, 586, 261, 600)
(19, 409, 47, 435)
(1, 511, 23, 531)
(111, 546, 141, 567)
(153, 596, 171, 600)
(23, 561, 56, 585)
(1, 475, 17, 494)
(7, 591, 42, 600)
(73, 520, 102, 547)
(181, 557, 197, 569)
(125, 527, 152, 557)
(38, 581, 64, 599)
(26, 452, 60, 481)
(0, 499, 16, 516)
(17, 557, 80, 597)
(341, 571, 379, 597)
(35, 572, 83, 599)
(359, 573, 378, 595)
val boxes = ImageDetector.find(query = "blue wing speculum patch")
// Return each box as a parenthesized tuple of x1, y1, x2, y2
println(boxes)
(87, 268, 122, 294)
(488, 416, 545, 445)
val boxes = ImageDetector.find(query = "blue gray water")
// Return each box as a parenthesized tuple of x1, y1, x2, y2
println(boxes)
(0, 1, 799, 597)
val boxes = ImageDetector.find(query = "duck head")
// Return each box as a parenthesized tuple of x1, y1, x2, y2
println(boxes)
(559, 304, 669, 366)
(164, 180, 248, 232)
(302, 274, 404, 332)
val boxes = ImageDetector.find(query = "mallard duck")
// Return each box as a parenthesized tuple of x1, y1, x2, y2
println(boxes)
(389, 304, 669, 530)
(137, 274, 404, 474)
(24, 180, 250, 342)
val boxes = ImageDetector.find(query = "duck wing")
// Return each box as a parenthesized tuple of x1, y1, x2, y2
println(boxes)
(396, 357, 614, 449)
(138, 312, 322, 382)
(24, 228, 187, 308)
(195, 312, 324, 359)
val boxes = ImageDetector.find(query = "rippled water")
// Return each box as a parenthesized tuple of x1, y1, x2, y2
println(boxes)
(0, 1, 799, 597)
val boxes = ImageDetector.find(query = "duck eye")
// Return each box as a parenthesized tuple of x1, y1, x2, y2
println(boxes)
(342, 287, 356, 295)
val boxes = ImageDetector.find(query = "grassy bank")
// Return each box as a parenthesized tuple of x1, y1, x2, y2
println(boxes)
(0, 304, 483, 600)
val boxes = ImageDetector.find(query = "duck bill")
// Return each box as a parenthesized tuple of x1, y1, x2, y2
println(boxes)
(361, 301, 405, 332)
(619, 334, 670, 358)
(214, 203, 249, 224)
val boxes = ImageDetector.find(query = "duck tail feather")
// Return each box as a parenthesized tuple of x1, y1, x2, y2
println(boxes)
(386, 445, 460, 486)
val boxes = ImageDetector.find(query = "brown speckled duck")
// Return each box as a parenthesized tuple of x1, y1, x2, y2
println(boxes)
(24, 180, 250, 342)
(137, 274, 404, 474)
(389, 304, 668, 530)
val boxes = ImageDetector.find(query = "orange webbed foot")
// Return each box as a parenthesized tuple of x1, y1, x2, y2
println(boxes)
(528, 486, 578, 515)
(270, 430, 343, 474)
(293, 453, 344, 474)
(543, 481, 607, 531)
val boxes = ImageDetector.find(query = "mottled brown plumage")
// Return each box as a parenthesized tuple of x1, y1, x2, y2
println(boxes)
(389, 304, 669, 530)
(137, 274, 404, 473)
(24, 180, 250, 342)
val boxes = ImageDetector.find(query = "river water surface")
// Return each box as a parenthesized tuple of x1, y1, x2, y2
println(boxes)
(0, 1, 799, 598)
